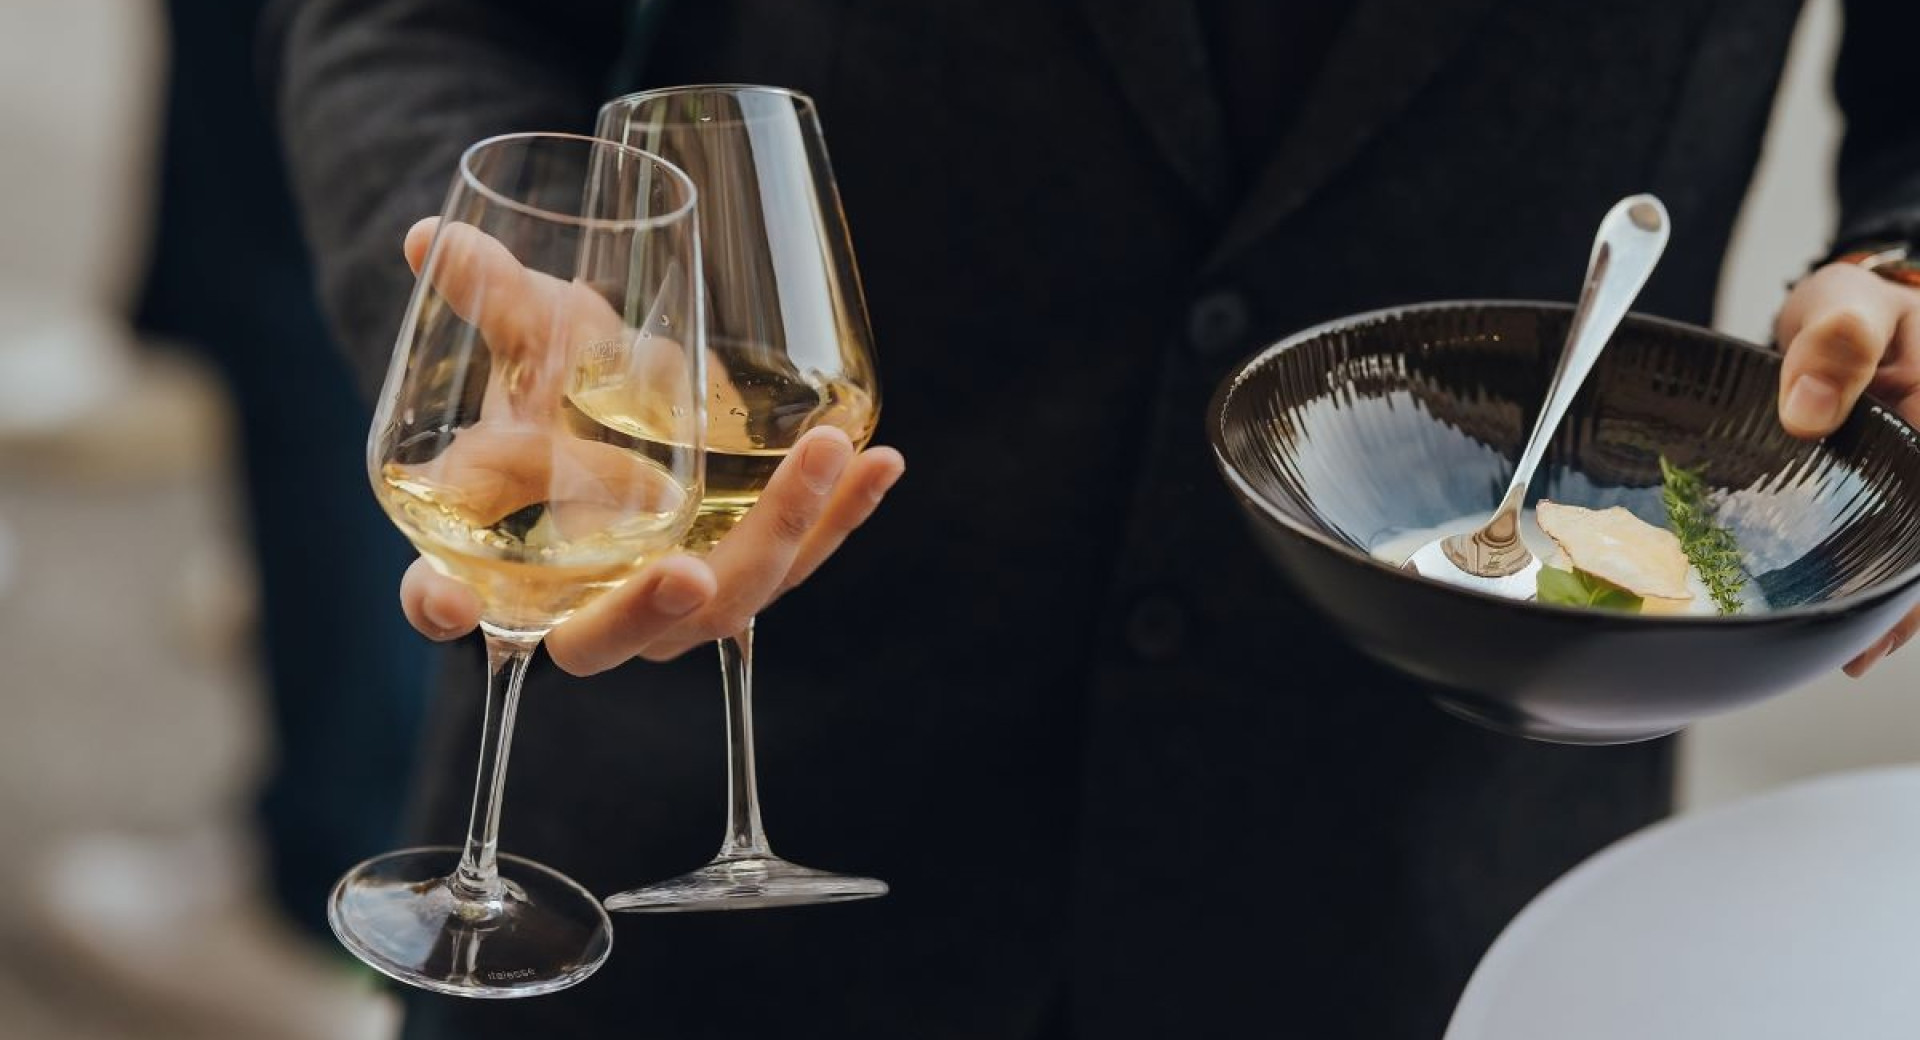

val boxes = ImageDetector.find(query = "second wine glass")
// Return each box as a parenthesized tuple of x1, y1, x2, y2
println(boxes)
(590, 85, 886, 911)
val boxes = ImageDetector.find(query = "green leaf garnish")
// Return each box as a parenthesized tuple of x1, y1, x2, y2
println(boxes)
(1659, 457, 1746, 615)
(1537, 566, 1644, 611)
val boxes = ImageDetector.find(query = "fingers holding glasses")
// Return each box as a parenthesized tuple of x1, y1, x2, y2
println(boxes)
(400, 557, 484, 642)
(544, 554, 718, 675)
(396, 217, 901, 675)
(539, 427, 867, 671)
(632, 426, 856, 661)
(405, 217, 557, 356)
(774, 446, 904, 599)
(403, 218, 630, 413)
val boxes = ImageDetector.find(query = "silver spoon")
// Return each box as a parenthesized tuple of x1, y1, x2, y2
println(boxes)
(1404, 194, 1670, 599)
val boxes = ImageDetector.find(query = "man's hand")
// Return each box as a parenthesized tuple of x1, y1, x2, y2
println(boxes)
(1776, 261, 1920, 675)
(394, 218, 906, 672)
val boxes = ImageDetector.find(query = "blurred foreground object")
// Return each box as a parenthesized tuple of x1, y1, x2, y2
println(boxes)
(0, 0, 394, 1036)
(1448, 767, 1920, 1039)
(0, 0, 151, 433)
(0, 357, 391, 1040)
(134, 0, 430, 937)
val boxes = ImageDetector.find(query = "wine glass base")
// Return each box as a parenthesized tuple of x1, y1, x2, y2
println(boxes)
(604, 854, 888, 913)
(328, 846, 612, 998)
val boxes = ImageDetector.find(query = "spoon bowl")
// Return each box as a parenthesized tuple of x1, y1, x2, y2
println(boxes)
(1405, 540, 1542, 600)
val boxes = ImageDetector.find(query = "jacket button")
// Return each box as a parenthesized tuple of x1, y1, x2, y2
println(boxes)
(1188, 290, 1250, 357)
(1126, 594, 1188, 662)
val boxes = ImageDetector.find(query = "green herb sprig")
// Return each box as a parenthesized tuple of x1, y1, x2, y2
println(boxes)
(1659, 456, 1746, 615)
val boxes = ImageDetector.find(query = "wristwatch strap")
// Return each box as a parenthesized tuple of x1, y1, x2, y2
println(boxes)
(1832, 241, 1920, 288)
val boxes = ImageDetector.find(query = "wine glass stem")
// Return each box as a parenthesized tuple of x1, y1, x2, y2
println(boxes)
(451, 626, 540, 907)
(716, 618, 772, 859)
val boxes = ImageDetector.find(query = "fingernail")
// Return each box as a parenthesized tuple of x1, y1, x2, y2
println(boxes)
(871, 461, 904, 502)
(652, 574, 704, 616)
(1783, 375, 1842, 433)
(800, 434, 850, 493)
(423, 596, 463, 634)
(1850, 635, 1895, 676)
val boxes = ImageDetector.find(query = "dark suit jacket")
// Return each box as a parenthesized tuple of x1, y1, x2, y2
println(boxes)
(269, 1, 1920, 1037)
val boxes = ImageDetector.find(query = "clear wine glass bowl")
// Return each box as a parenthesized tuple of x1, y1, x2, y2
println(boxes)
(332, 131, 704, 995)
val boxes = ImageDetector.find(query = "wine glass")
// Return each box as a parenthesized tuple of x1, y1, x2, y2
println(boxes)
(591, 85, 886, 911)
(329, 132, 705, 994)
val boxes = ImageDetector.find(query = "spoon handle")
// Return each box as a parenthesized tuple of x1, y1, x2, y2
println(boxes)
(1490, 194, 1672, 531)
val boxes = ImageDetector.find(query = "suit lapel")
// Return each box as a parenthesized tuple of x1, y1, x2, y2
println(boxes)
(1203, 0, 1505, 271)
(1074, 0, 1233, 213)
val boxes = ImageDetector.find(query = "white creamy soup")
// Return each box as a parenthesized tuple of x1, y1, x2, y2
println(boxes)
(1368, 510, 1764, 615)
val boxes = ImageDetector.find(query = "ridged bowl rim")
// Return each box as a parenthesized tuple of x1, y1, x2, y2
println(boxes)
(1205, 299, 1920, 626)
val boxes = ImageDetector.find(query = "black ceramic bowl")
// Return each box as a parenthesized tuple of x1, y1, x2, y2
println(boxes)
(1209, 301, 1920, 745)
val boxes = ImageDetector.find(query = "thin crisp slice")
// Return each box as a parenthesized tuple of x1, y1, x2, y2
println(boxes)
(1536, 501, 1692, 601)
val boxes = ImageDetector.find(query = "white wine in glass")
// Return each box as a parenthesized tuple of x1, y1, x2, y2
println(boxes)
(330, 132, 704, 996)
(564, 339, 877, 552)
(377, 427, 691, 630)
(593, 85, 888, 911)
